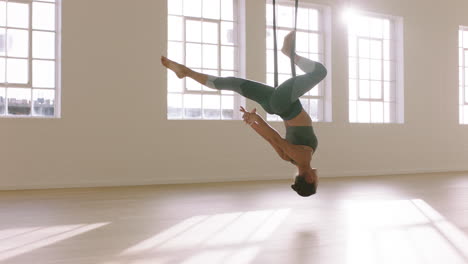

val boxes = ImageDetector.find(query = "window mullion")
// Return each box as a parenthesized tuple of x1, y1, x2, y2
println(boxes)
(28, 0, 32, 116)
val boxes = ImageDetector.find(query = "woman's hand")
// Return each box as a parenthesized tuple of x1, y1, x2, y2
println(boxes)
(240, 106, 258, 125)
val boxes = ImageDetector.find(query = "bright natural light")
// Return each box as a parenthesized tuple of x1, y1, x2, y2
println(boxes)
(344, 199, 468, 264)
(0, 222, 110, 262)
(119, 209, 290, 264)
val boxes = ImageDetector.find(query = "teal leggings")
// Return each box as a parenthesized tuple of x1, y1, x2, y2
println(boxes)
(206, 57, 327, 120)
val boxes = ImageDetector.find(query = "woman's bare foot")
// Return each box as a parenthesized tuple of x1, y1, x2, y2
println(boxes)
(281, 31, 296, 58)
(161, 56, 188, 79)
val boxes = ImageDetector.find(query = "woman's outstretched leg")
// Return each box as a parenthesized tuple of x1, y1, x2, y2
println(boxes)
(161, 56, 276, 113)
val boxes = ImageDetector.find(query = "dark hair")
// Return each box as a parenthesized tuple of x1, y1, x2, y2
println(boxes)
(291, 175, 317, 197)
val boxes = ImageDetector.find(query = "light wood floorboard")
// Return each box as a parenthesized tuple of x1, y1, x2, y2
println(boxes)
(1, 172, 468, 264)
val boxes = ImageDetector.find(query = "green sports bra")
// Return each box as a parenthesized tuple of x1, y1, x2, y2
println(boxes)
(285, 126, 318, 150)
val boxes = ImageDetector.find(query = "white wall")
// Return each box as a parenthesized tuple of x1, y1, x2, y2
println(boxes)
(2, 0, 468, 190)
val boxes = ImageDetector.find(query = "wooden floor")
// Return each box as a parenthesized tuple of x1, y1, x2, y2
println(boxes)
(1, 172, 468, 264)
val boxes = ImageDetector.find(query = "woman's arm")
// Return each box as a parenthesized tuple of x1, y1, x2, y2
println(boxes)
(240, 107, 293, 162)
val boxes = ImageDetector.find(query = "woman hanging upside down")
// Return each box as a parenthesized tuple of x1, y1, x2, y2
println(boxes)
(161, 31, 327, 197)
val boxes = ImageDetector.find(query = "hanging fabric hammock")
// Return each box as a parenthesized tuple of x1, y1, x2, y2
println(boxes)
(272, 0, 299, 87)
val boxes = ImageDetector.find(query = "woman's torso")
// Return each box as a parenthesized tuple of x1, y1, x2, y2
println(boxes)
(283, 109, 317, 151)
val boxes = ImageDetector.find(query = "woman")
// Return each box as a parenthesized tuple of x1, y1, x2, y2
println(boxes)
(161, 31, 327, 197)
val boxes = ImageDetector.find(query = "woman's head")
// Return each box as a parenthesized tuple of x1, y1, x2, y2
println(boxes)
(291, 173, 317, 197)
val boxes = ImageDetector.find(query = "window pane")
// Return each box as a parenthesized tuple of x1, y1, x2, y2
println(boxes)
(7, 29, 29, 58)
(168, 16, 183, 41)
(309, 9, 318, 31)
(186, 20, 201, 43)
(186, 43, 202, 68)
(8, 2, 29, 29)
(464, 50, 468, 66)
(33, 31, 55, 59)
(168, 0, 183, 15)
(370, 60, 382, 80)
(168, 41, 184, 63)
(296, 32, 308, 53)
(221, 21, 234, 45)
(371, 101, 383, 123)
(383, 40, 390, 60)
(168, 93, 183, 119)
(359, 59, 370, 79)
(357, 101, 370, 123)
(369, 18, 383, 38)
(7, 88, 31, 115)
(356, 16, 370, 37)
(221, 95, 233, 119)
(0, 58, 4, 83)
(278, 5, 293, 28)
(184, 94, 201, 118)
(370, 40, 382, 59)
(7, 58, 28, 84)
(33, 89, 54, 117)
(0, 2, 5, 27)
(310, 99, 319, 121)
(33, 60, 55, 88)
(359, 80, 370, 99)
(465, 86, 468, 103)
(220, 0, 233, 21)
(202, 0, 220, 19)
(167, 71, 183, 92)
(309, 33, 319, 54)
(349, 58, 357, 78)
(464, 105, 468, 124)
(370, 81, 382, 99)
(0, 88, 5, 115)
(349, 79, 357, 100)
(297, 8, 308, 30)
(348, 36, 356, 57)
(33, 2, 55, 31)
(383, 20, 390, 39)
(349, 101, 357, 123)
(359, 39, 370, 58)
(465, 68, 468, 87)
(384, 61, 391, 81)
(184, 0, 202, 18)
(203, 94, 220, 119)
(202, 44, 218, 69)
(464, 31, 468, 48)
(221, 46, 234, 70)
(203, 22, 218, 44)
(0, 28, 5, 56)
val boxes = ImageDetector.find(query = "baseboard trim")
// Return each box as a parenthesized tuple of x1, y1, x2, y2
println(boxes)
(1, 168, 467, 191)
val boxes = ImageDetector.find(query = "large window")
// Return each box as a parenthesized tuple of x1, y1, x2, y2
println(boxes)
(459, 26, 468, 125)
(0, 0, 61, 118)
(167, 0, 243, 120)
(347, 11, 403, 123)
(266, 1, 331, 122)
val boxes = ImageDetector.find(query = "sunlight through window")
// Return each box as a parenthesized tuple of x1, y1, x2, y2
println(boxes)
(344, 199, 468, 264)
(0, 222, 110, 262)
(120, 209, 290, 264)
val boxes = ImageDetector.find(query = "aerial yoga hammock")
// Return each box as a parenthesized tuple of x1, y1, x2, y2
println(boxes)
(161, 0, 327, 197)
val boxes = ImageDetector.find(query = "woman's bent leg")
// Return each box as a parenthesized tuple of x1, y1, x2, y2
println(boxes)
(269, 55, 327, 114)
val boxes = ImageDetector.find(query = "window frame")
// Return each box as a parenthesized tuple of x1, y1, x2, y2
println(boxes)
(347, 10, 404, 124)
(166, 0, 245, 121)
(0, 0, 62, 119)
